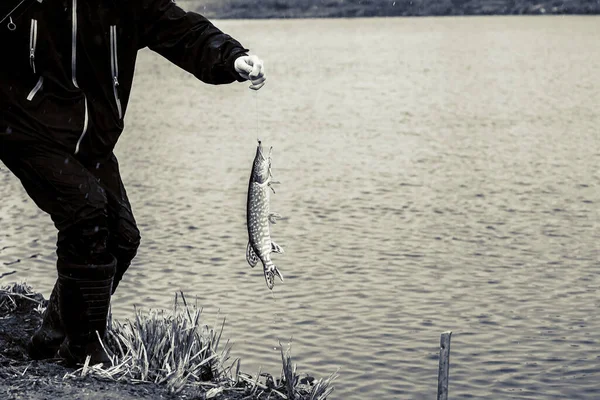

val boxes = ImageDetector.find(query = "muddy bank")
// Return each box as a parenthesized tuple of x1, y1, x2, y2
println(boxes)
(0, 283, 335, 400)
(0, 286, 190, 400)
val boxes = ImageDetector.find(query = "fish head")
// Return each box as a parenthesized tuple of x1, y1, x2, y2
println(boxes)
(252, 140, 272, 184)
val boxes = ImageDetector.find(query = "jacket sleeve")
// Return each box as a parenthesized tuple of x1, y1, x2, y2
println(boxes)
(138, 0, 249, 84)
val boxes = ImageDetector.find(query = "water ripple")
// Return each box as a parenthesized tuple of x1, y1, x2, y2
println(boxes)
(1, 15, 600, 400)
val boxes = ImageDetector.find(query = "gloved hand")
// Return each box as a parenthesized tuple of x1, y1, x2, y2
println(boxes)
(234, 55, 266, 90)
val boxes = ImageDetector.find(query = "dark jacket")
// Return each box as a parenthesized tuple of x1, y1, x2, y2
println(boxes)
(0, 0, 248, 157)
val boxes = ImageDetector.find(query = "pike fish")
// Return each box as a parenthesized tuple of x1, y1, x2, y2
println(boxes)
(246, 140, 284, 290)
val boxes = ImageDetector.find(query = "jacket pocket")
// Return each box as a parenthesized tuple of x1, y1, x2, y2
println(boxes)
(110, 25, 123, 119)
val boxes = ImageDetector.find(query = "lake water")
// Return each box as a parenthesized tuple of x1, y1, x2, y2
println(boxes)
(1, 15, 600, 400)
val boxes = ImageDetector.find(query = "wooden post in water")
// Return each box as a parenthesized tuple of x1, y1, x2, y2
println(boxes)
(437, 331, 452, 400)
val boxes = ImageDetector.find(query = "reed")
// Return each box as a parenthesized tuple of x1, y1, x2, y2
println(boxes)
(0, 282, 44, 315)
(0, 281, 337, 399)
(62, 290, 337, 399)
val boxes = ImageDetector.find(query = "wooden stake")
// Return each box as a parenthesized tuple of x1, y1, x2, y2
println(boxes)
(437, 331, 452, 400)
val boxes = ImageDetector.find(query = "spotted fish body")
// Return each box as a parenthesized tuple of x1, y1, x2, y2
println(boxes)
(246, 140, 284, 290)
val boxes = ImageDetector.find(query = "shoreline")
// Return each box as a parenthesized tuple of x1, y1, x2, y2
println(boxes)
(0, 282, 336, 400)
(186, 0, 600, 19)
(204, 11, 600, 19)
(205, 13, 600, 21)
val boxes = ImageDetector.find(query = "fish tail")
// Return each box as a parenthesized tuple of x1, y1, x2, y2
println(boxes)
(263, 263, 284, 290)
(273, 265, 284, 282)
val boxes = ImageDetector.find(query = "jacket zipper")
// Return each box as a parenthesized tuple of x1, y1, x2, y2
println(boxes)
(70, 0, 78, 88)
(72, 0, 89, 155)
(25, 18, 43, 102)
(29, 18, 37, 73)
(110, 25, 123, 119)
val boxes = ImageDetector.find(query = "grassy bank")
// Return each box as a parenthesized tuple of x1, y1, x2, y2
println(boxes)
(0, 282, 337, 400)
(184, 0, 600, 19)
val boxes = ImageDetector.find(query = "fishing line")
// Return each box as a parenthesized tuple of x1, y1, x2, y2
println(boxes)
(249, 87, 285, 321)
(257, 93, 279, 310)
(248, 82, 292, 354)
(255, 90, 260, 143)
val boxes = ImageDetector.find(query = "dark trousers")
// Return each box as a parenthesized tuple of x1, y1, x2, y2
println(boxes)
(0, 137, 140, 290)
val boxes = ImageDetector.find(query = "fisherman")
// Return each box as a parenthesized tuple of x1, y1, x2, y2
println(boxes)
(0, 0, 265, 367)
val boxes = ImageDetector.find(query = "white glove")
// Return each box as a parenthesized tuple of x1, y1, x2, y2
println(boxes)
(234, 55, 266, 90)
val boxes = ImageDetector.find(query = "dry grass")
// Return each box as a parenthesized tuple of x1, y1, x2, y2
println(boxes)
(278, 341, 339, 400)
(0, 282, 44, 315)
(59, 290, 337, 399)
(0, 281, 337, 399)
(62, 292, 229, 393)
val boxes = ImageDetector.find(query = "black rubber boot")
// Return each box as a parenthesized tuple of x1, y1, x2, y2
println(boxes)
(27, 282, 65, 359)
(56, 257, 116, 367)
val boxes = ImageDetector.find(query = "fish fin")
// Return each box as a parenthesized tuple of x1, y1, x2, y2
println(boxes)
(264, 264, 283, 290)
(271, 241, 284, 254)
(273, 265, 284, 283)
(269, 181, 281, 192)
(268, 212, 282, 224)
(246, 242, 259, 268)
(264, 269, 275, 290)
